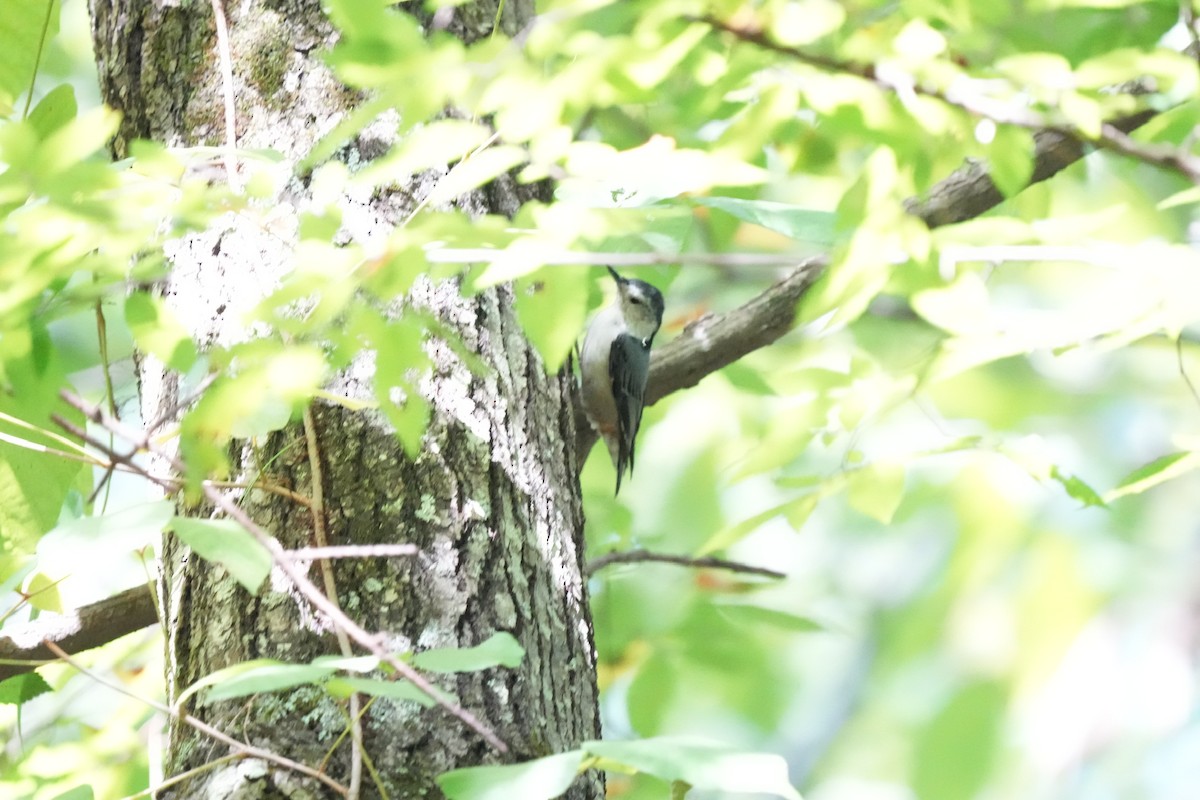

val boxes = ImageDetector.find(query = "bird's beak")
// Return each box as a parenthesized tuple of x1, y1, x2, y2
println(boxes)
(606, 266, 625, 285)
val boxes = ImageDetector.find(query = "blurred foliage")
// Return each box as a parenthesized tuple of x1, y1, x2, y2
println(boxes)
(3, 0, 1200, 798)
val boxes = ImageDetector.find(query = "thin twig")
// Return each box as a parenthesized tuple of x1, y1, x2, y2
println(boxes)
(42, 640, 349, 796)
(696, 14, 1200, 183)
(303, 406, 363, 799)
(117, 753, 242, 800)
(585, 550, 786, 579)
(60, 390, 509, 754)
(51, 410, 309, 506)
(208, 0, 240, 191)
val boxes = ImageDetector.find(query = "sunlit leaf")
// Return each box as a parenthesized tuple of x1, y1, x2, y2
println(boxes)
(697, 495, 814, 556)
(515, 267, 589, 372)
(0, 0, 59, 110)
(125, 292, 198, 372)
(913, 681, 1006, 800)
(911, 273, 992, 335)
(0, 671, 52, 705)
(438, 751, 585, 800)
(714, 603, 826, 633)
(1050, 466, 1106, 508)
(426, 146, 529, 207)
(360, 119, 495, 186)
(846, 461, 905, 524)
(1105, 451, 1200, 503)
(412, 632, 525, 673)
(27, 84, 76, 138)
(692, 197, 837, 245)
(326, 676, 447, 707)
(206, 661, 338, 703)
(23, 571, 61, 612)
(985, 125, 1034, 199)
(584, 737, 802, 799)
(177, 659, 335, 707)
(374, 316, 430, 457)
(169, 517, 273, 594)
(627, 649, 675, 735)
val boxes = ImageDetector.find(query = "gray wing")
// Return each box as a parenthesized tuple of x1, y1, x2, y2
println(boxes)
(609, 333, 651, 495)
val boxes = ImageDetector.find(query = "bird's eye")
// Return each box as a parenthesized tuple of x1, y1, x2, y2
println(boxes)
(629, 296, 642, 306)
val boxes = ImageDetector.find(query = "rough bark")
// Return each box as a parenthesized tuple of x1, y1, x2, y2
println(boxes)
(88, 0, 601, 797)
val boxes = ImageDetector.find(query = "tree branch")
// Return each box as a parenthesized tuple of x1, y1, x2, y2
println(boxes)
(571, 78, 1164, 460)
(0, 584, 158, 682)
(648, 88, 1165, 390)
(695, 15, 1198, 183)
(43, 639, 349, 796)
(58, 390, 510, 754)
(14, 50, 1170, 670)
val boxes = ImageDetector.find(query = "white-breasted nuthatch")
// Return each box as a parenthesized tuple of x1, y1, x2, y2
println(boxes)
(580, 266, 665, 495)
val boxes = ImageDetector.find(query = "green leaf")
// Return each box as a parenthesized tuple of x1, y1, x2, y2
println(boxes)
(0, 333, 87, 555)
(714, 604, 826, 633)
(913, 681, 1006, 800)
(846, 461, 905, 524)
(1105, 451, 1200, 502)
(514, 267, 589, 372)
(412, 632, 525, 673)
(438, 751, 585, 800)
(360, 119, 495, 186)
(911, 273, 992, 335)
(27, 84, 76, 138)
(426, 146, 529, 207)
(374, 317, 430, 457)
(326, 676, 446, 707)
(692, 197, 837, 245)
(985, 125, 1034, 199)
(697, 495, 815, 556)
(1060, 93, 1103, 139)
(1050, 466, 1106, 508)
(125, 292, 198, 372)
(39, 500, 173, 558)
(626, 649, 675, 735)
(584, 737, 802, 799)
(169, 517, 273, 594)
(178, 659, 337, 707)
(204, 662, 336, 703)
(50, 787, 93, 800)
(798, 230, 893, 330)
(24, 571, 61, 612)
(0, 0, 59, 110)
(0, 671, 52, 705)
(33, 106, 121, 176)
(996, 52, 1072, 90)
(720, 362, 776, 395)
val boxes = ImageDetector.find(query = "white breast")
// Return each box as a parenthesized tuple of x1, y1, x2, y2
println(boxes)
(580, 304, 623, 433)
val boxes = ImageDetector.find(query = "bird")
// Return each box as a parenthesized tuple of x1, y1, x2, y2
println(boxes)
(579, 266, 665, 495)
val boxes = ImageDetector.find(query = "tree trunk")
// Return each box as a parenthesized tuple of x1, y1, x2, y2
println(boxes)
(87, 0, 602, 796)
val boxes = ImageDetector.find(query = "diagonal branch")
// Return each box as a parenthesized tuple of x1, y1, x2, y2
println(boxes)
(695, 14, 1199, 183)
(588, 108, 1165, 457)
(58, 390, 509, 754)
(0, 584, 159, 682)
(574, 97, 1161, 457)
